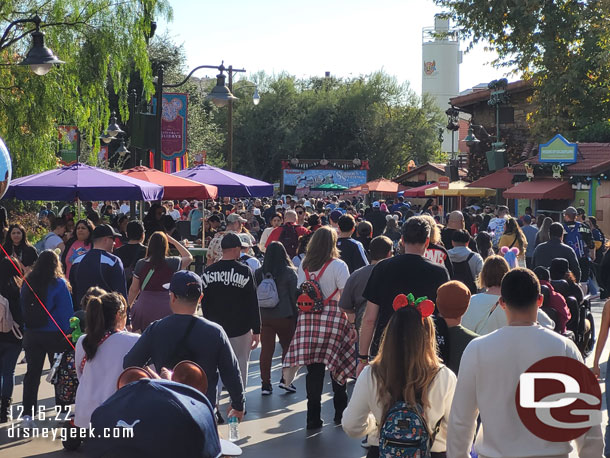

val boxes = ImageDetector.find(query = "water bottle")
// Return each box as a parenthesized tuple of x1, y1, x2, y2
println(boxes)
(228, 416, 239, 442)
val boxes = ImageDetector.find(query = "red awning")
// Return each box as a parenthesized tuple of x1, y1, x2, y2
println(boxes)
(503, 179, 574, 200)
(121, 166, 218, 200)
(467, 167, 514, 189)
(401, 183, 437, 197)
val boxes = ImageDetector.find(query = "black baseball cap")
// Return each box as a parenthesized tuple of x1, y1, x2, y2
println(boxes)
(220, 232, 242, 249)
(92, 224, 121, 240)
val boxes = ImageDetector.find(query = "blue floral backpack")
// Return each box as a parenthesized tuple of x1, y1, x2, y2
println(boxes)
(379, 401, 441, 458)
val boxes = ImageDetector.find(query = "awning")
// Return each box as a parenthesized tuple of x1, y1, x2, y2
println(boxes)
(401, 183, 437, 197)
(467, 167, 514, 189)
(425, 180, 496, 197)
(503, 179, 574, 200)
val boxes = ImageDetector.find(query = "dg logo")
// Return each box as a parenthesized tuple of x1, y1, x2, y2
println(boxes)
(515, 356, 602, 441)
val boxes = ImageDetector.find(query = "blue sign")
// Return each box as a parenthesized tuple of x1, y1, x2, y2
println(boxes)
(0, 138, 12, 199)
(283, 169, 367, 191)
(539, 134, 577, 163)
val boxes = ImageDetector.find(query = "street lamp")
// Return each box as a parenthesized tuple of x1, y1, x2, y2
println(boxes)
(1, 15, 64, 75)
(462, 126, 480, 147)
(105, 112, 125, 138)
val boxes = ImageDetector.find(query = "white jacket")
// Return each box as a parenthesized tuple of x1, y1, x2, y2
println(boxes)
(341, 364, 456, 452)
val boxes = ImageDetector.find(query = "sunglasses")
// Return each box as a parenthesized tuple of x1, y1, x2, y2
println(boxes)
(297, 211, 304, 215)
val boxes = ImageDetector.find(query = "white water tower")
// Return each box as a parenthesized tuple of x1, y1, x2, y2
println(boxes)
(422, 15, 462, 154)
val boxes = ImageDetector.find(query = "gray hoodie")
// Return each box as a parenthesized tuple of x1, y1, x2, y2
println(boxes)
(447, 246, 484, 282)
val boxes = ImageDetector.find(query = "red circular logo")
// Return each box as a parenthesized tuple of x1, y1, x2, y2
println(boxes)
(515, 356, 601, 442)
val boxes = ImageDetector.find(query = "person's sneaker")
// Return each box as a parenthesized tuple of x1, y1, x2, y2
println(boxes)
(306, 419, 323, 430)
(278, 379, 297, 393)
(20, 415, 36, 429)
(361, 437, 370, 448)
(261, 383, 273, 395)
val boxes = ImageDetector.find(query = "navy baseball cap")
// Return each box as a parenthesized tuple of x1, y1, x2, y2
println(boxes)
(88, 379, 241, 457)
(329, 210, 343, 222)
(92, 224, 121, 240)
(164, 270, 203, 298)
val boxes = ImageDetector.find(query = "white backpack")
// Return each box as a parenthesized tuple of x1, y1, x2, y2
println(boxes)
(0, 294, 22, 339)
(257, 273, 280, 309)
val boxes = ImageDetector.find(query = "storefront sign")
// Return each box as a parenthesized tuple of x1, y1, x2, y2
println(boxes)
(58, 125, 78, 163)
(438, 176, 450, 190)
(539, 134, 577, 163)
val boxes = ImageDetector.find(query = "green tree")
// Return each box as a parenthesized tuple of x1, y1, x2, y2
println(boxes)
(0, 0, 171, 177)
(434, 1, 610, 140)
(230, 72, 443, 183)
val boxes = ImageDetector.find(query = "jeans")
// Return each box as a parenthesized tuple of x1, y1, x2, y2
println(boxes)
(0, 341, 22, 398)
(305, 363, 347, 422)
(259, 317, 296, 384)
(22, 330, 70, 417)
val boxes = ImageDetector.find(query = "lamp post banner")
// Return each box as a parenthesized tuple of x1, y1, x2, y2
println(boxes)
(161, 92, 188, 161)
(58, 125, 78, 164)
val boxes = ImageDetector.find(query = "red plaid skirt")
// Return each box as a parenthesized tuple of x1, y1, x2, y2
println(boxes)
(283, 301, 356, 385)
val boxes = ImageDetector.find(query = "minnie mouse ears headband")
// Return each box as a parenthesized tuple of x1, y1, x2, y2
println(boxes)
(500, 246, 520, 255)
(392, 293, 435, 319)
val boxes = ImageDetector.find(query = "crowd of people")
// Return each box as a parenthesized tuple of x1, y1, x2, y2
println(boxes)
(0, 194, 609, 456)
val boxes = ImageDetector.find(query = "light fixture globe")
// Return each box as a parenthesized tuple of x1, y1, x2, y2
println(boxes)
(106, 112, 124, 137)
(116, 140, 129, 157)
(252, 87, 260, 106)
(18, 29, 64, 75)
(462, 127, 480, 147)
(206, 72, 237, 108)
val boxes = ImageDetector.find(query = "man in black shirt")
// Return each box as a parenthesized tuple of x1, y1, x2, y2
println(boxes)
(115, 221, 147, 289)
(123, 270, 245, 420)
(201, 233, 261, 395)
(358, 216, 449, 373)
(70, 224, 127, 307)
(337, 214, 369, 273)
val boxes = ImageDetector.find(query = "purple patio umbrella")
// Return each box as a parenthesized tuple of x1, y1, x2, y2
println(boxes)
(3, 163, 164, 201)
(173, 164, 273, 197)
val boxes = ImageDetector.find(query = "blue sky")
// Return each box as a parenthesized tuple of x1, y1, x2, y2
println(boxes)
(159, 0, 514, 94)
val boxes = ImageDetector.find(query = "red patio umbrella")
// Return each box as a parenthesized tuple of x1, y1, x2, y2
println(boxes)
(121, 166, 218, 200)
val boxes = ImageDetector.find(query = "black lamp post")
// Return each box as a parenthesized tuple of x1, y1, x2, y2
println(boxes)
(445, 107, 461, 181)
(1, 15, 64, 75)
(486, 78, 510, 171)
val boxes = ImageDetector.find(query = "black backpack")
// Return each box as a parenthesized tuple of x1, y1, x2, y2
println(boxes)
(278, 224, 299, 258)
(451, 252, 477, 293)
(23, 291, 50, 328)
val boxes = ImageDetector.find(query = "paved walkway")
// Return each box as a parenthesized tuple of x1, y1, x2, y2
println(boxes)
(1, 300, 609, 457)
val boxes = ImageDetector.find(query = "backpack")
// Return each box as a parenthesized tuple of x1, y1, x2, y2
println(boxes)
(564, 223, 585, 258)
(379, 401, 441, 458)
(278, 224, 299, 258)
(297, 259, 338, 313)
(257, 273, 280, 309)
(23, 290, 50, 328)
(50, 350, 78, 404)
(0, 294, 22, 339)
(451, 252, 477, 293)
(34, 233, 54, 254)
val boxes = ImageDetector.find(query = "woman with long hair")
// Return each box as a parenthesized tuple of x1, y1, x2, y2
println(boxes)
(383, 215, 402, 244)
(342, 303, 456, 457)
(475, 231, 494, 260)
(498, 217, 527, 265)
(255, 242, 298, 395)
(128, 231, 193, 332)
(0, 256, 24, 422)
(535, 216, 553, 246)
(0, 207, 8, 243)
(143, 203, 166, 242)
(20, 250, 73, 425)
(74, 292, 138, 427)
(283, 226, 356, 429)
(2, 224, 38, 271)
(61, 219, 94, 279)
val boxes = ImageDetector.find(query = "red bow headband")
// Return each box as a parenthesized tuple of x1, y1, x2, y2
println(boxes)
(392, 293, 435, 319)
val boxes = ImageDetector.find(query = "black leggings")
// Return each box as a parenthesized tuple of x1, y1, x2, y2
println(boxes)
(22, 330, 71, 417)
(305, 363, 347, 421)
